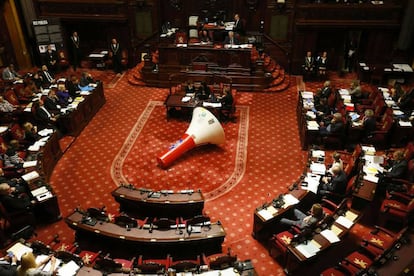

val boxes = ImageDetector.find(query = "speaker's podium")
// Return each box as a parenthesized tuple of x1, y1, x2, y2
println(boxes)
(24, 173, 62, 223)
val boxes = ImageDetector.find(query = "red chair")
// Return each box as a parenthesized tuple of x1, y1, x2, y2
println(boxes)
(136, 255, 170, 274)
(365, 116, 393, 150)
(379, 190, 414, 229)
(202, 249, 237, 270)
(340, 248, 374, 274)
(360, 226, 407, 259)
(3, 88, 20, 106)
(169, 255, 201, 272)
(78, 250, 101, 266)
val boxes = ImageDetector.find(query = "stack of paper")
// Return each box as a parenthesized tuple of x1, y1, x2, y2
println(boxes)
(336, 216, 354, 229)
(22, 171, 40, 182)
(295, 242, 320, 258)
(310, 162, 326, 175)
(320, 229, 340, 243)
(282, 194, 299, 208)
(7, 242, 33, 260)
(307, 121, 319, 130)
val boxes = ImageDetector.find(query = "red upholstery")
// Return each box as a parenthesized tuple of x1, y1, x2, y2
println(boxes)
(136, 255, 170, 274)
(78, 250, 101, 266)
(380, 191, 414, 227)
(3, 89, 19, 106)
(202, 251, 237, 270)
(169, 255, 200, 272)
(342, 250, 373, 274)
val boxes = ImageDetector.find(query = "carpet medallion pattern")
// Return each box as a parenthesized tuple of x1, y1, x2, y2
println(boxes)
(111, 101, 250, 200)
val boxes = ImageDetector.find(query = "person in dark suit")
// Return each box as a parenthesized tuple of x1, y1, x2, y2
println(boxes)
(35, 98, 58, 128)
(302, 51, 315, 75)
(40, 65, 56, 87)
(110, 38, 122, 74)
(318, 164, 347, 196)
(319, 112, 344, 136)
(219, 87, 234, 109)
(224, 31, 240, 45)
(79, 71, 94, 87)
(315, 80, 332, 101)
(185, 80, 195, 94)
(70, 31, 82, 71)
(196, 82, 211, 100)
(44, 89, 61, 114)
(316, 51, 328, 76)
(43, 44, 58, 74)
(383, 150, 407, 179)
(66, 75, 81, 98)
(361, 109, 376, 140)
(280, 203, 324, 229)
(233, 13, 245, 36)
(0, 183, 32, 212)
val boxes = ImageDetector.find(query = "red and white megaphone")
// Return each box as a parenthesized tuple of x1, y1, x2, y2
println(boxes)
(157, 107, 225, 169)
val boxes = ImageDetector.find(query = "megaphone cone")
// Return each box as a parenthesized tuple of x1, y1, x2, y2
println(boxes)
(157, 107, 225, 168)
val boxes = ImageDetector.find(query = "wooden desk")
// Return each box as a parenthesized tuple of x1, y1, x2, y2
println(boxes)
(165, 94, 225, 121)
(65, 211, 225, 258)
(158, 43, 252, 69)
(35, 130, 62, 182)
(59, 81, 106, 136)
(252, 189, 310, 242)
(88, 50, 108, 70)
(111, 186, 205, 219)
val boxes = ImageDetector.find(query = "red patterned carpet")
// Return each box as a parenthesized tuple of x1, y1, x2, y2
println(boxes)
(32, 70, 373, 275)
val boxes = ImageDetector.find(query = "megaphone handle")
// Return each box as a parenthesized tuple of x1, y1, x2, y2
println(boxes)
(157, 133, 196, 168)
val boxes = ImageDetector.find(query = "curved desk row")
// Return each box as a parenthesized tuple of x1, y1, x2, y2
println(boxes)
(65, 210, 225, 258)
(111, 186, 205, 219)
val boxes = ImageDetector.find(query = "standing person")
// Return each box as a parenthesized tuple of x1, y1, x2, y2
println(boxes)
(70, 31, 81, 71)
(233, 13, 245, 37)
(316, 51, 328, 76)
(110, 38, 122, 75)
(44, 45, 58, 74)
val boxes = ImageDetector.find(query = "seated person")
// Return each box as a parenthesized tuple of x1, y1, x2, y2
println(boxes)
(2, 64, 22, 81)
(40, 64, 56, 87)
(22, 122, 40, 144)
(44, 89, 61, 114)
(218, 87, 234, 109)
(302, 51, 315, 74)
(0, 182, 32, 212)
(66, 75, 81, 98)
(0, 251, 18, 276)
(349, 80, 362, 102)
(315, 80, 332, 101)
(233, 13, 245, 37)
(32, 71, 44, 89)
(328, 152, 343, 174)
(0, 96, 15, 113)
(390, 83, 404, 102)
(35, 98, 58, 128)
(3, 140, 24, 169)
(318, 164, 347, 197)
(397, 88, 414, 111)
(381, 150, 407, 180)
(319, 112, 344, 136)
(17, 252, 57, 276)
(316, 51, 328, 76)
(199, 30, 211, 43)
(314, 97, 331, 122)
(224, 31, 240, 45)
(280, 203, 324, 229)
(56, 83, 71, 106)
(361, 109, 376, 140)
(185, 80, 195, 94)
(196, 82, 211, 100)
(79, 71, 94, 87)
